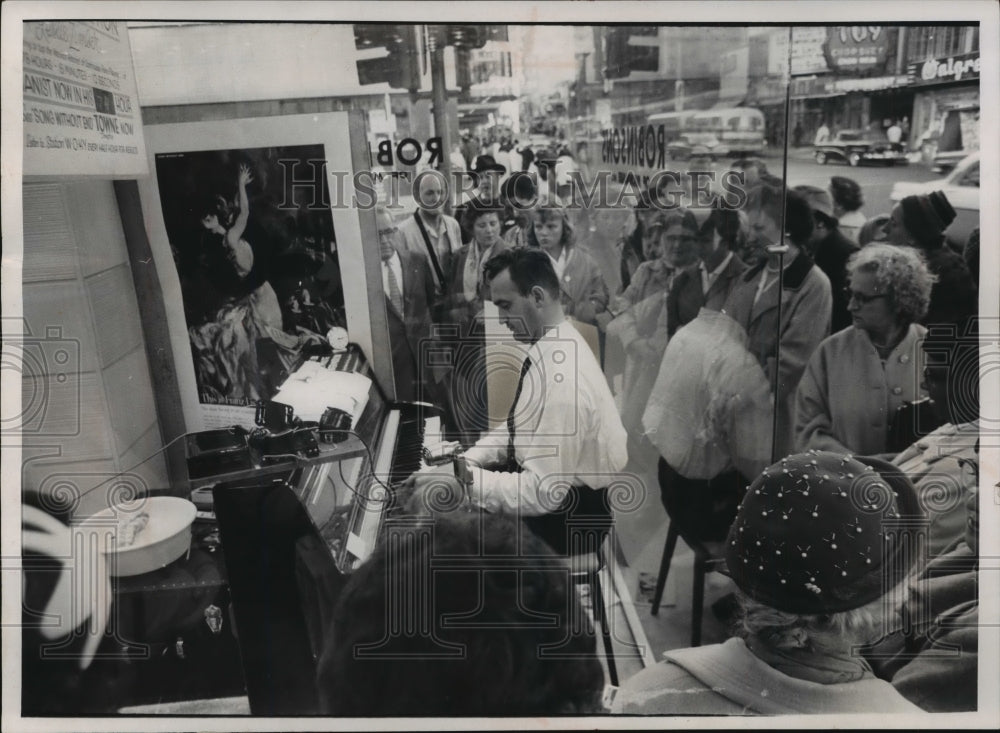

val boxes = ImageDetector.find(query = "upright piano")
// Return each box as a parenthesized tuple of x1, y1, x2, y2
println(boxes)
(206, 348, 440, 715)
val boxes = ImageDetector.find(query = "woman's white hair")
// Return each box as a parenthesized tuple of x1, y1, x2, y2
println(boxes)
(846, 243, 936, 324)
(735, 580, 910, 652)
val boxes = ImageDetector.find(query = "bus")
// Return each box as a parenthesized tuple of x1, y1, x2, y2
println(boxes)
(589, 105, 767, 183)
(646, 110, 696, 145)
(667, 107, 766, 159)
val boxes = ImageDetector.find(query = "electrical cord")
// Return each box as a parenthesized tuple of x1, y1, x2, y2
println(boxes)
(76, 430, 194, 501)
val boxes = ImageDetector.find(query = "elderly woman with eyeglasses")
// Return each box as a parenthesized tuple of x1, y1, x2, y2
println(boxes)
(795, 243, 935, 457)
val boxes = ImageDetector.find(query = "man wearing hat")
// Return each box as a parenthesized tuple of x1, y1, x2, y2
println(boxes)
(613, 451, 924, 715)
(795, 185, 859, 333)
(886, 191, 977, 329)
(455, 154, 507, 244)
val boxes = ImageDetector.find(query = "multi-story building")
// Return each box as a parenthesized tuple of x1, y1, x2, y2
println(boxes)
(904, 25, 981, 158)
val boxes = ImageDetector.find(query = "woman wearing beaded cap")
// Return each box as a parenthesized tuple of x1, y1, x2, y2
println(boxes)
(795, 244, 934, 457)
(613, 451, 925, 715)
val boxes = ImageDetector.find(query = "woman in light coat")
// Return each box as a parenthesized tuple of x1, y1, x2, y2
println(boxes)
(795, 244, 934, 457)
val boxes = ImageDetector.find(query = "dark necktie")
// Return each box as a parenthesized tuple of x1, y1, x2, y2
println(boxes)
(506, 355, 532, 468)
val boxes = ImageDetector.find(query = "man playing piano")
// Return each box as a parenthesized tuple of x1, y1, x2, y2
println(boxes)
(403, 248, 629, 555)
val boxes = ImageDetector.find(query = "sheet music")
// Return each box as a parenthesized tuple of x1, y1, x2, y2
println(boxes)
(272, 361, 371, 424)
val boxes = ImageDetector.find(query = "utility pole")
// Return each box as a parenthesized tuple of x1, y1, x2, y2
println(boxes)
(430, 31, 453, 215)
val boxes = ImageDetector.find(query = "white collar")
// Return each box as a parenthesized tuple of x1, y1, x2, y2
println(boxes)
(417, 209, 446, 235)
(700, 251, 734, 279)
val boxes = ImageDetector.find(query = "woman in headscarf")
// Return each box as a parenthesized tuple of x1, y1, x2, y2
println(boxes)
(885, 190, 976, 330)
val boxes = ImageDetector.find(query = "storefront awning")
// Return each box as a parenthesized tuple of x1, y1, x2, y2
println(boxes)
(791, 74, 910, 99)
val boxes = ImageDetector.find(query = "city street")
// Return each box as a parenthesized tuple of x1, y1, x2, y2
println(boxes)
(574, 153, 943, 294)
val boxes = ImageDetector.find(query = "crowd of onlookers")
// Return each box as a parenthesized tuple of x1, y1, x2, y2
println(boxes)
(24, 142, 981, 718)
(366, 149, 981, 715)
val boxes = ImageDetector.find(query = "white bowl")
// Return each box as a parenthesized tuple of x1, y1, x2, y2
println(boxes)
(74, 497, 197, 577)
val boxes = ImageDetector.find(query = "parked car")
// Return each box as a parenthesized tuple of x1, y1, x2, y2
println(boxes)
(890, 152, 979, 248)
(814, 130, 909, 167)
(931, 148, 975, 174)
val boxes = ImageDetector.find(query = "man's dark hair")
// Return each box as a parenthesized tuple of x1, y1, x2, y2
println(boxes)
(830, 175, 864, 212)
(784, 189, 816, 246)
(483, 247, 561, 299)
(502, 171, 538, 202)
(316, 513, 604, 716)
(749, 184, 814, 247)
(699, 207, 743, 251)
(461, 202, 504, 234)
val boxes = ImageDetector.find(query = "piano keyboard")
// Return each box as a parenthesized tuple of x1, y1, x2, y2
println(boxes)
(342, 409, 399, 571)
(338, 410, 446, 572)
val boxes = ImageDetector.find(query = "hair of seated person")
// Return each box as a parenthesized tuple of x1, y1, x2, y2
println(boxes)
(316, 512, 605, 717)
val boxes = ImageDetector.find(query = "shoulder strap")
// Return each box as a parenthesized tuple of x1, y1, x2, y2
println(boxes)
(413, 211, 447, 291)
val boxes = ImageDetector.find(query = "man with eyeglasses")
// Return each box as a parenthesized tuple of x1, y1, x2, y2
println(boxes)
(375, 205, 437, 403)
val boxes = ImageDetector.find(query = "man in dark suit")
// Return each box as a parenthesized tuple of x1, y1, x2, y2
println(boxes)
(376, 206, 439, 403)
(794, 185, 859, 334)
(667, 208, 748, 337)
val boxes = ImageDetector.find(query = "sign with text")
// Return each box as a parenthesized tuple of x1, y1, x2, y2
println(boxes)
(23, 21, 148, 177)
(907, 53, 981, 86)
(770, 27, 829, 77)
(822, 26, 893, 75)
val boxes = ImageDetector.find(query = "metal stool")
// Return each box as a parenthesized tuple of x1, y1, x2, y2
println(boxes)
(649, 459, 741, 647)
(649, 522, 726, 647)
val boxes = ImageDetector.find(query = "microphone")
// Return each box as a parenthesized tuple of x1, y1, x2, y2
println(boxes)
(765, 243, 790, 255)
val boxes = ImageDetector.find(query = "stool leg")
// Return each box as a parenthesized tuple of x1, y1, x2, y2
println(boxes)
(651, 523, 679, 616)
(590, 569, 618, 687)
(691, 554, 706, 647)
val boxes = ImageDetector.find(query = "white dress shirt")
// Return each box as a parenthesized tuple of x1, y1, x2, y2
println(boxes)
(463, 319, 629, 515)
